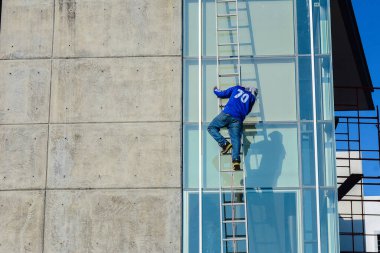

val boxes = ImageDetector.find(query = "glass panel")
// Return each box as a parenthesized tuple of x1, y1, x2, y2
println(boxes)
(203, 60, 219, 123)
(183, 59, 199, 123)
(301, 123, 316, 186)
(203, 123, 244, 189)
(244, 123, 299, 188)
(312, 0, 331, 55)
(202, 192, 221, 252)
(315, 56, 333, 121)
(240, 0, 295, 56)
(204, 0, 295, 57)
(299, 56, 313, 120)
(202, 0, 216, 57)
(303, 190, 318, 252)
(183, 0, 199, 57)
(183, 191, 199, 253)
(203, 124, 223, 189)
(296, 0, 311, 54)
(320, 189, 340, 253)
(317, 122, 336, 187)
(247, 190, 300, 253)
(204, 59, 297, 122)
(242, 59, 297, 122)
(184, 124, 199, 189)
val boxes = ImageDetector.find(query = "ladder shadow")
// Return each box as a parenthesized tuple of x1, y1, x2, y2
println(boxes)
(243, 124, 286, 189)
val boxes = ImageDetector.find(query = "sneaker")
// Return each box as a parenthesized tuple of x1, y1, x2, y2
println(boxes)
(221, 141, 232, 154)
(233, 161, 241, 171)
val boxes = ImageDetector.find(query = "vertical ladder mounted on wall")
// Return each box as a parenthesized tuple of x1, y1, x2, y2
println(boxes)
(215, 0, 249, 252)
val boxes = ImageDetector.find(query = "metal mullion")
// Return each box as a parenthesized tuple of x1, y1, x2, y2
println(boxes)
(293, 0, 305, 251)
(198, 0, 203, 252)
(308, 1, 322, 253)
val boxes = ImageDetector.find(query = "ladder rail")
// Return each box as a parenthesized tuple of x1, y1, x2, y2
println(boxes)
(215, 0, 224, 252)
(215, 1, 249, 253)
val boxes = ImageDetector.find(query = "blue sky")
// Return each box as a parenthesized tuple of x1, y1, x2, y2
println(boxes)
(352, 0, 380, 87)
(350, 0, 380, 195)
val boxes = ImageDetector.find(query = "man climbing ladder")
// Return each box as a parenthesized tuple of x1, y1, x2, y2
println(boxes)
(207, 85, 258, 171)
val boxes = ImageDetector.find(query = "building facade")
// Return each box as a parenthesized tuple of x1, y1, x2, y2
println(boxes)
(0, 0, 181, 252)
(183, 0, 339, 252)
(0, 0, 353, 253)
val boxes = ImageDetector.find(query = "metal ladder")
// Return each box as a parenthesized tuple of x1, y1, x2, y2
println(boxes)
(215, 0, 249, 252)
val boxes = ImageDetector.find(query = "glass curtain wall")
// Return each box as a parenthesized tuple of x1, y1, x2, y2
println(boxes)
(182, 0, 338, 252)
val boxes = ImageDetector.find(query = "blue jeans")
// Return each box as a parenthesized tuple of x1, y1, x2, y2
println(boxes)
(207, 111, 243, 162)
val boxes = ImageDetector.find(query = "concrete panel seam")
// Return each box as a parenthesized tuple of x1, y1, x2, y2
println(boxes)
(0, 121, 181, 126)
(0, 187, 182, 192)
(49, 120, 182, 125)
(0, 55, 182, 61)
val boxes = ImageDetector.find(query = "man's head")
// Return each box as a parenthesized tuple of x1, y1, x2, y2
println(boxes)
(245, 86, 258, 96)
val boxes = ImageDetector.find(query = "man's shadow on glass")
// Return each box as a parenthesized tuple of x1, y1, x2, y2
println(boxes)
(243, 127, 286, 188)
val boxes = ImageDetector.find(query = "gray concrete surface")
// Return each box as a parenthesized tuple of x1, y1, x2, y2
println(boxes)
(0, 0, 54, 59)
(50, 57, 181, 123)
(53, 0, 181, 57)
(0, 191, 44, 253)
(44, 189, 181, 253)
(0, 125, 48, 190)
(47, 123, 181, 188)
(0, 0, 182, 251)
(0, 60, 51, 124)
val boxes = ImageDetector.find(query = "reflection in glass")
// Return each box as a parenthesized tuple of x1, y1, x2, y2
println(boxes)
(247, 190, 300, 253)
(317, 122, 336, 187)
(301, 123, 315, 186)
(320, 189, 339, 253)
(297, 0, 311, 54)
(303, 190, 318, 252)
(312, 0, 331, 55)
(243, 124, 299, 188)
(315, 56, 333, 121)
(299, 57, 313, 120)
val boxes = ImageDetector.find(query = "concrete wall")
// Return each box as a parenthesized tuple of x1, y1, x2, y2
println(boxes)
(0, 0, 182, 252)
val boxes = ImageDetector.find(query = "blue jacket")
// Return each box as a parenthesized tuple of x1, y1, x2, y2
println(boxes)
(214, 86, 256, 122)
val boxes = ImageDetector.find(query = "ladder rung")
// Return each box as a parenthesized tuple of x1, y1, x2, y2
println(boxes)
(223, 219, 246, 224)
(223, 237, 247, 241)
(217, 0, 236, 3)
(221, 187, 245, 191)
(217, 28, 237, 32)
(217, 13, 237, 17)
(218, 57, 239, 61)
(218, 42, 238, 46)
(219, 73, 239, 77)
(221, 189, 245, 193)
(220, 170, 244, 173)
(222, 202, 245, 206)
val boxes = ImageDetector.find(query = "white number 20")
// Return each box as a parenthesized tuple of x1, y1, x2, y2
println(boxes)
(234, 89, 249, 103)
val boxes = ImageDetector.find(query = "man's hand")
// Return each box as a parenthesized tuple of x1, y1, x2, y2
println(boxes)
(213, 86, 217, 91)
